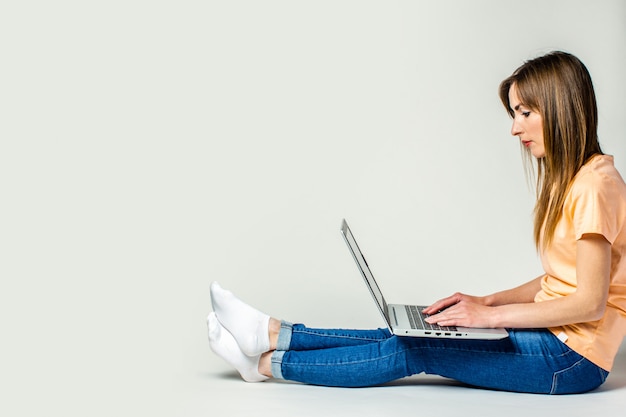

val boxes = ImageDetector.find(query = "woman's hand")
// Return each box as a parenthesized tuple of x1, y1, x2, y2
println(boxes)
(423, 293, 496, 328)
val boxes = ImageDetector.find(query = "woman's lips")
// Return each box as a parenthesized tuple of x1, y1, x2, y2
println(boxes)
(522, 140, 532, 147)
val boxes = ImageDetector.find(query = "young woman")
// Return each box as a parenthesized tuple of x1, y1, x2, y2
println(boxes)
(207, 51, 626, 394)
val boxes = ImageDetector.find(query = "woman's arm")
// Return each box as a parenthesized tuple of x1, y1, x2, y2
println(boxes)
(424, 234, 611, 329)
(422, 275, 543, 315)
(484, 275, 544, 306)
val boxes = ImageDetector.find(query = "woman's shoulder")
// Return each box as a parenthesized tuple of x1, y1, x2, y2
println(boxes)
(567, 156, 626, 243)
(569, 155, 626, 203)
(575, 154, 626, 187)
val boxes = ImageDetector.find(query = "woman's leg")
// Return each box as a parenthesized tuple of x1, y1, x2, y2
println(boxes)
(209, 283, 608, 393)
(272, 328, 608, 394)
(210, 282, 392, 353)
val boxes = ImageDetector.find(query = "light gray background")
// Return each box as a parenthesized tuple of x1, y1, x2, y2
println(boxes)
(2, 1, 625, 416)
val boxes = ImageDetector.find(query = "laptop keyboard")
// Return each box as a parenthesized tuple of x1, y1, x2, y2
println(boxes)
(405, 305, 457, 331)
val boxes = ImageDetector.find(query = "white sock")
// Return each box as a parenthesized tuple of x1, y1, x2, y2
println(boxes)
(207, 312, 269, 383)
(210, 281, 270, 357)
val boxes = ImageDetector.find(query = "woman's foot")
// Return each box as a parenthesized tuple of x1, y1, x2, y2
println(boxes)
(210, 282, 271, 356)
(207, 312, 269, 382)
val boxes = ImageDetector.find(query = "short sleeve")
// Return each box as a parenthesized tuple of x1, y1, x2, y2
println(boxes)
(568, 170, 626, 244)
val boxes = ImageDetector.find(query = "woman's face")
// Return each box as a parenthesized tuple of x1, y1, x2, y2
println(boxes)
(508, 83, 545, 158)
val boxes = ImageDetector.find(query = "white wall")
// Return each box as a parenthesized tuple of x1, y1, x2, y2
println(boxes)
(2, 1, 625, 415)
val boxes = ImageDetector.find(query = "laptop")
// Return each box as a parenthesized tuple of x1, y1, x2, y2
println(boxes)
(341, 219, 508, 340)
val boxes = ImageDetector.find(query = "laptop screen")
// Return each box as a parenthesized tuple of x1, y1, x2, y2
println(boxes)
(340, 220, 389, 323)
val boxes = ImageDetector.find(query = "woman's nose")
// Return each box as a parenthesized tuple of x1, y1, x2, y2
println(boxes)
(511, 118, 522, 136)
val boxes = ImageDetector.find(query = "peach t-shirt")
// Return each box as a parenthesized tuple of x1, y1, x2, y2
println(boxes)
(535, 155, 626, 371)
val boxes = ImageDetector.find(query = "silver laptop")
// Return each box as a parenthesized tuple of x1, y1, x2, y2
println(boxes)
(341, 219, 508, 340)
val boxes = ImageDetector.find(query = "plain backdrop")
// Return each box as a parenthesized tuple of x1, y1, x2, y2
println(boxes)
(1, 1, 625, 416)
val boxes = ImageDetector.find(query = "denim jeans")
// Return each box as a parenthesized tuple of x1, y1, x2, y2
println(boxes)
(270, 322, 609, 394)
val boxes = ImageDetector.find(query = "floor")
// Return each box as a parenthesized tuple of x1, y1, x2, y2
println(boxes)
(175, 350, 626, 417)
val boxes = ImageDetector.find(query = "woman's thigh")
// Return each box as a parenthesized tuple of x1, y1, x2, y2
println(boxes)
(404, 328, 608, 394)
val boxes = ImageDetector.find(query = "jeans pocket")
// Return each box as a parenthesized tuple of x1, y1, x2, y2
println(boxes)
(551, 357, 609, 394)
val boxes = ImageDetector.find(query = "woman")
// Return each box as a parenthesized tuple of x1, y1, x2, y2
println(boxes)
(207, 51, 626, 394)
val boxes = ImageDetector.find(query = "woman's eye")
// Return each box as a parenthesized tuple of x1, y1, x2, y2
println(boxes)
(521, 111, 531, 117)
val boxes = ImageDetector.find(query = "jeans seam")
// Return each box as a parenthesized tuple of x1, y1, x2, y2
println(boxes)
(283, 345, 416, 367)
(293, 329, 388, 342)
(550, 356, 586, 394)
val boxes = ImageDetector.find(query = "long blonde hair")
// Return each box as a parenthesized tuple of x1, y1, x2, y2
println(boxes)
(499, 51, 603, 249)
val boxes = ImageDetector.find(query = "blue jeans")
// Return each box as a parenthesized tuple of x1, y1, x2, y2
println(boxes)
(270, 323, 609, 394)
